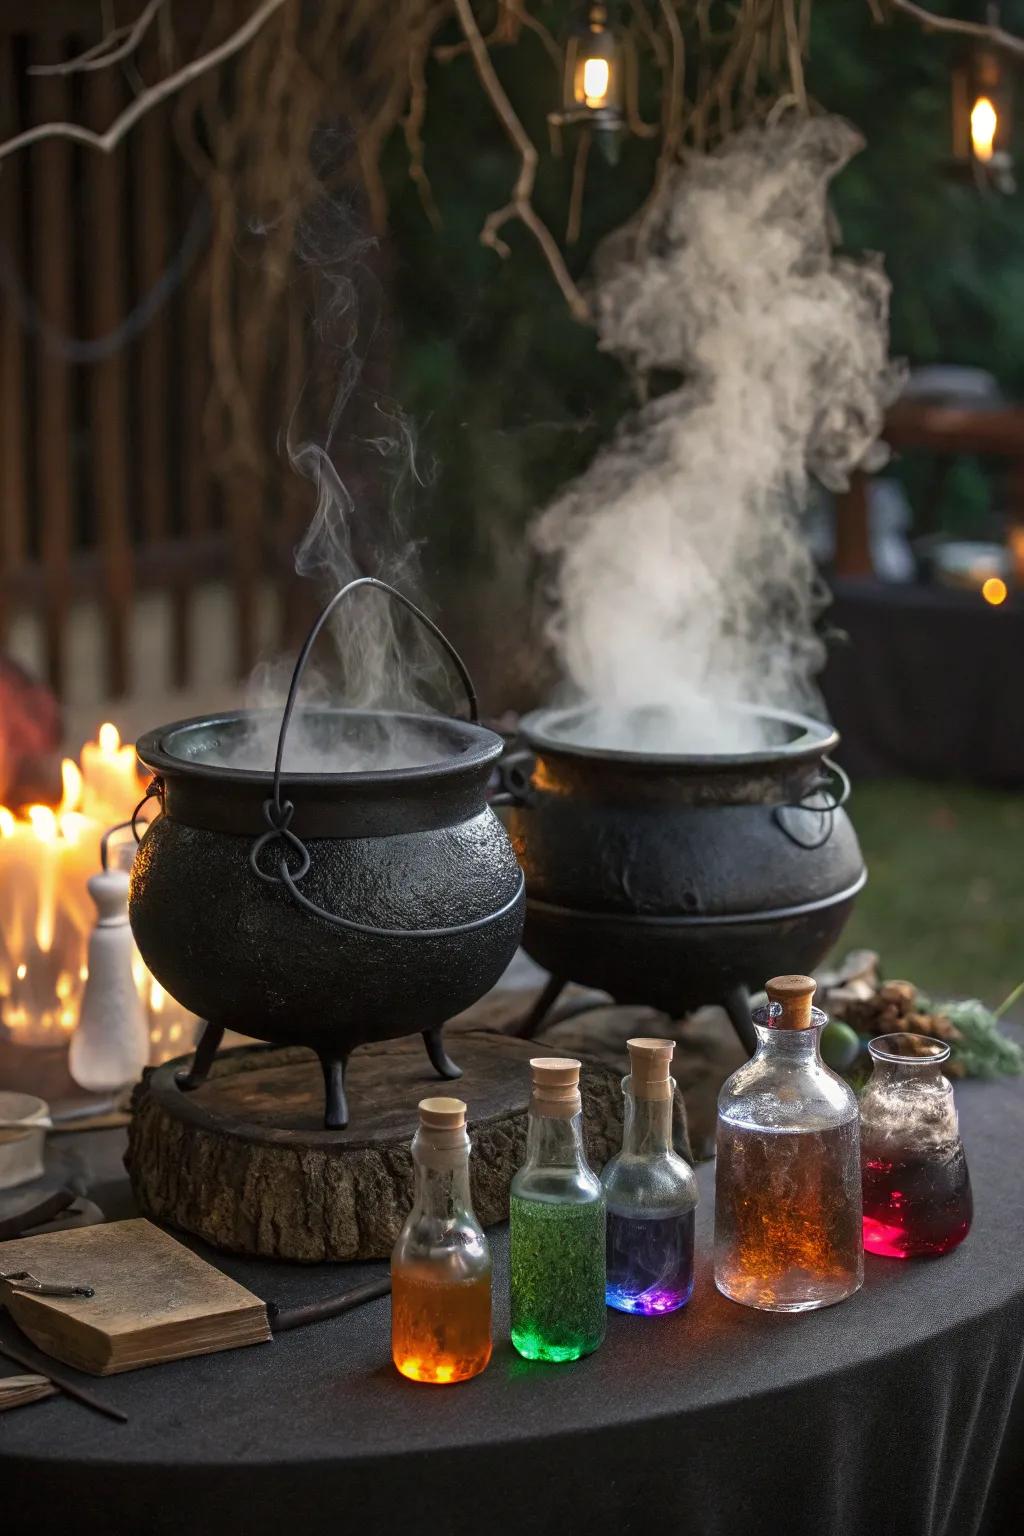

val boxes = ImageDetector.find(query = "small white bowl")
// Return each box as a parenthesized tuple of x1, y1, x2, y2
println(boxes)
(0, 1092, 50, 1191)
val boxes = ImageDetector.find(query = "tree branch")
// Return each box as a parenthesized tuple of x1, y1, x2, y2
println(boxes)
(0, 0, 288, 163)
(451, 0, 590, 323)
(886, 0, 1024, 58)
(782, 0, 808, 111)
(27, 0, 166, 77)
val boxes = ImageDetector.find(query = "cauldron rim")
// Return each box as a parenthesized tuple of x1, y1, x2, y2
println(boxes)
(518, 702, 839, 770)
(137, 707, 504, 790)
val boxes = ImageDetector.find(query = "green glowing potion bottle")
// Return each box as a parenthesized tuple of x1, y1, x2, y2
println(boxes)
(510, 1057, 606, 1362)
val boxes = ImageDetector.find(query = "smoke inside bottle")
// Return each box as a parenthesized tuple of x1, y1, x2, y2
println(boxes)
(605, 1207, 695, 1314)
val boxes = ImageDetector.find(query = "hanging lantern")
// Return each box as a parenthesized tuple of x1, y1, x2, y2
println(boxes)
(952, 8, 1015, 192)
(553, 2, 623, 161)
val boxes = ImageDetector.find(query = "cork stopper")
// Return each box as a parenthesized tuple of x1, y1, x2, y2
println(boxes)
(627, 1037, 674, 1101)
(765, 974, 817, 1030)
(417, 1096, 468, 1151)
(419, 1097, 466, 1131)
(530, 1057, 582, 1118)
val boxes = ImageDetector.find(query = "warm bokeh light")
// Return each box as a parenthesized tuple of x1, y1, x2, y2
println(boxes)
(582, 55, 610, 107)
(982, 576, 1008, 606)
(971, 96, 998, 162)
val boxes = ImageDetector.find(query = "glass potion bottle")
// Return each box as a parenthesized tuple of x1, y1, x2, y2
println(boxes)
(391, 1097, 492, 1384)
(859, 1033, 972, 1259)
(715, 975, 863, 1312)
(510, 1057, 606, 1362)
(601, 1038, 698, 1314)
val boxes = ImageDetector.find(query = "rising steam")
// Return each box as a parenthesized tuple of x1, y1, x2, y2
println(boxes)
(534, 115, 904, 753)
(210, 173, 446, 773)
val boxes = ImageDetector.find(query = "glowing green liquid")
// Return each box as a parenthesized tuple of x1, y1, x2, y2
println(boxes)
(509, 1193, 606, 1362)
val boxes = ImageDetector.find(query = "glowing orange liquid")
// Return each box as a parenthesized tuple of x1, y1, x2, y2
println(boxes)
(391, 1268, 492, 1384)
(715, 1122, 862, 1311)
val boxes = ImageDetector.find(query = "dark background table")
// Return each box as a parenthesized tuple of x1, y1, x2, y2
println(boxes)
(3, 1064, 1024, 1536)
(822, 579, 1024, 786)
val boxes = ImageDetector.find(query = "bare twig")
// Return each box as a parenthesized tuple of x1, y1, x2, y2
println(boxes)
(566, 127, 591, 245)
(782, 0, 807, 110)
(451, 0, 590, 322)
(0, 0, 289, 163)
(624, 26, 660, 138)
(656, 0, 685, 173)
(404, 22, 443, 229)
(28, 0, 166, 77)
(503, 0, 562, 71)
(886, 0, 1024, 58)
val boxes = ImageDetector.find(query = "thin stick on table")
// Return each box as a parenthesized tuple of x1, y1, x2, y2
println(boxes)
(0, 1339, 127, 1424)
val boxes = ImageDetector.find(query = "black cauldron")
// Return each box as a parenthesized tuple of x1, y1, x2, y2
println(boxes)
(128, 581, 525, 1128)
(497, 702, 865, 1051)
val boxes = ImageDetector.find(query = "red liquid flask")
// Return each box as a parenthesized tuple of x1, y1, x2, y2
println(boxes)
(859, 1034, 972, 1260)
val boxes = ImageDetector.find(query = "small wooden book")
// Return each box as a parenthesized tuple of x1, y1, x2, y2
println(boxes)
(0, 1219, 271, 1375)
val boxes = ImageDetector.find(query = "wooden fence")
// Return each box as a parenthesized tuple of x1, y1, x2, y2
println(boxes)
(0, 8, 307, 705)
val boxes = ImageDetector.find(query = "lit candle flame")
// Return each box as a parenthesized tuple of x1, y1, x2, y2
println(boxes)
(971, 96, 998, 163)
(98, 722, 121, 755)
(582, 56, 610, 108)
(982, 575, 1008, 606)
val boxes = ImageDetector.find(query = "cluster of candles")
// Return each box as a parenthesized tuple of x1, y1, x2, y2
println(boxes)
(390, 976, 973, 1385)
(0, 724, 195, 1065)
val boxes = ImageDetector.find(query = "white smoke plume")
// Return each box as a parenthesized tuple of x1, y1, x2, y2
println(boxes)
(534, 115, 904, 753)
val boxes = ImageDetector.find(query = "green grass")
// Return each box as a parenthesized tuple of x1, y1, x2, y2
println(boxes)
(835, 780, 1024, 1010)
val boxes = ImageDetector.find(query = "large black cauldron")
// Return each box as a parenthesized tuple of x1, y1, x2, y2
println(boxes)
(128, 582, 525, 1128)
(498, 703, 865, 1051)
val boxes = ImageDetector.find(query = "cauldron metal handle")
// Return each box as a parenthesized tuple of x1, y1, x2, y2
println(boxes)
(250, 576, 525, 937)
(772, 755, 851, 850)
(489, 749, 536, 808)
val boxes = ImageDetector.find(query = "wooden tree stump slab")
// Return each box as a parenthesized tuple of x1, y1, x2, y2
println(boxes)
(126, 1032, 625, 1263)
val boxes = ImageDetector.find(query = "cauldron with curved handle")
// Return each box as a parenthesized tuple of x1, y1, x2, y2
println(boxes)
(128, 579, 525, 1128)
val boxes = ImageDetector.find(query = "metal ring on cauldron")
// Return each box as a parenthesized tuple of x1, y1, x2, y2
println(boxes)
(250, 575, 525, 937)
(276, 857, 525, 939)
(772, 755, 851, 850)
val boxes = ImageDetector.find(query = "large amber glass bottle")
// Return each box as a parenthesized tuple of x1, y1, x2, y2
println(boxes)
(714, 975, 863, 1312)
(391, 1097, 492, 1383)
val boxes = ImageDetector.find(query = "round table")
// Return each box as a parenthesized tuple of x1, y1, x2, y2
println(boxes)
(3, 1064, 1023, 1536)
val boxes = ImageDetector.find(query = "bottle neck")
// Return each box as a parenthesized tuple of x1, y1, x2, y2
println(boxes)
(525, 1107, 589, 1170)
(621, 1075, 673, 1155)
(411, 1132, 473, 1221)
(753, 1021, 824, 1065)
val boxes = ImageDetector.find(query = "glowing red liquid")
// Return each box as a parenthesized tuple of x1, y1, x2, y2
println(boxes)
(862, 1145, 972, 1259)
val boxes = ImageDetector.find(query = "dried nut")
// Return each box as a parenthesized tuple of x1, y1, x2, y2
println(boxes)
(879, 981, 917, 1008)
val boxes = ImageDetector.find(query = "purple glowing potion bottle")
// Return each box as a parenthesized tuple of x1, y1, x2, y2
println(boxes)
(600, 1038, 698, 1315)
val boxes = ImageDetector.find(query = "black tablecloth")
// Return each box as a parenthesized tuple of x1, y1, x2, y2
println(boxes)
(822, 579, 1024, 785)
(4, 1066, 1024, 1536)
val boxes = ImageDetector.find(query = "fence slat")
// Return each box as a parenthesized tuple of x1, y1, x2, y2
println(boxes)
(175, 246, 211, 688)
(134, 38, 170, 548)
(0, 37, 28, 650)
(30, 38, 74, 697)
(85, 61, 133, 698)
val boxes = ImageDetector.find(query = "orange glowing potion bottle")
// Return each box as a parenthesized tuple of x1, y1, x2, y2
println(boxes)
(391, 1097, 492, 1384)
(714, 975, 863, 1312)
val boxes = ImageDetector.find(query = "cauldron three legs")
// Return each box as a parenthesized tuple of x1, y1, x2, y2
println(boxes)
(175, 1020, 463, 1129)
(515, 978, 758, 1057)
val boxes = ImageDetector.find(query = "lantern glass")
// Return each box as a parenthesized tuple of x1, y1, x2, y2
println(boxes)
(563, 6, 622, 121)
(953, 44, 1013, 170)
